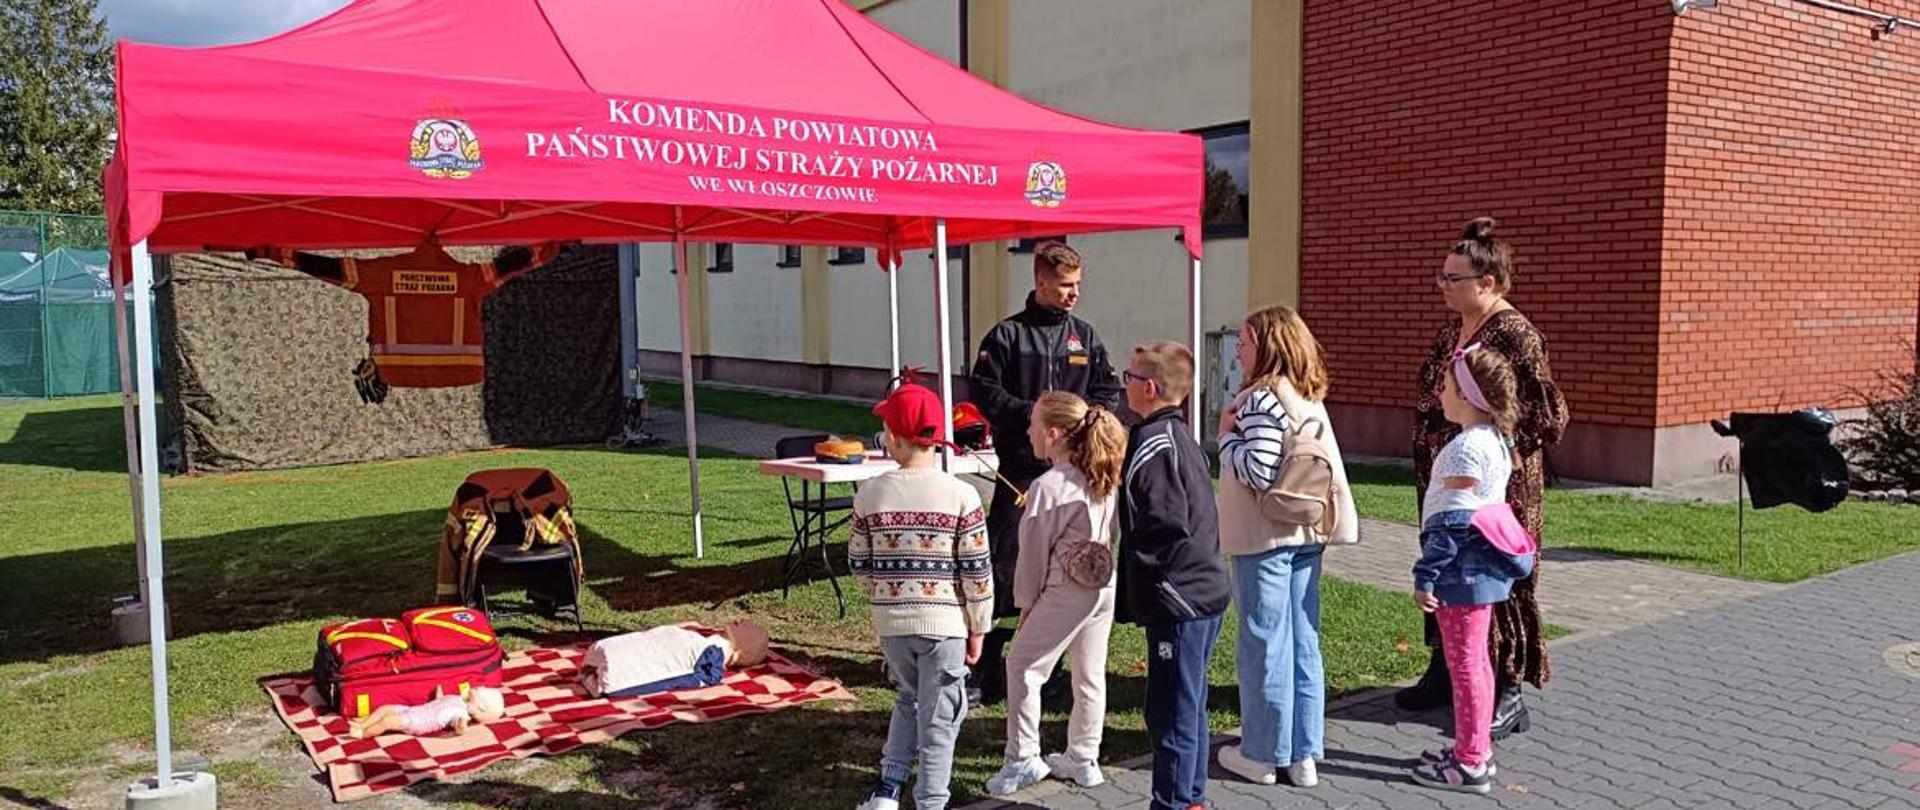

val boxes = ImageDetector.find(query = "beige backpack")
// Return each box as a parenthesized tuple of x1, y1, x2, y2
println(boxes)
(1257, 394, 1341, 538)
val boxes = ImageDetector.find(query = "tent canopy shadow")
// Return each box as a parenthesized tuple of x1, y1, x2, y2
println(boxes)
(576, 527, 849, 615)
(0, 405, 129, 473)
(0, 509, 449, 665)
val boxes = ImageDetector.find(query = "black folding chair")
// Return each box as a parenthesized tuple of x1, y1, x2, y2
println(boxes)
(773, 434, 857, 616)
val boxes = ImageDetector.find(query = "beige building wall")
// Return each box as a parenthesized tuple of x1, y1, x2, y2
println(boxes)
(704, 245, 802, 364)
(996, 0, 1252, 360)
(868, 0, 959, 62)
(827, 250, 968, 376)
(635, 0, 1285, 400)
(635, 243, 686, 353)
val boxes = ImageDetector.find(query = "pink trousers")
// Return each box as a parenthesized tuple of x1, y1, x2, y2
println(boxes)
(1436, 604, 1494, 767)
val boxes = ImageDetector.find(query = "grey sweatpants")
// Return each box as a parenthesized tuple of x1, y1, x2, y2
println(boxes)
(879, 634, 970, 810)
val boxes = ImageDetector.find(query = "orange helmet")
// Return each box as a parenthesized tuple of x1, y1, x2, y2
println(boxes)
(953, 401, 991, 450)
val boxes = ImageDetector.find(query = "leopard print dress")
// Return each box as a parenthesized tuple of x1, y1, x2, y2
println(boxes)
(1413, 308, 1568, 689)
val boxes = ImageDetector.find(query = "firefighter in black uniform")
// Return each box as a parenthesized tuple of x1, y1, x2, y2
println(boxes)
(968, 241, 1124, 704)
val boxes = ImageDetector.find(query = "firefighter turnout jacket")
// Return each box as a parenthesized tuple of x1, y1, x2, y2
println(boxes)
(254, 241, 555, 387)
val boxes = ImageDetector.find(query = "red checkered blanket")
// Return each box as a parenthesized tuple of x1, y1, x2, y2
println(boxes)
(261, 638, 855, 802)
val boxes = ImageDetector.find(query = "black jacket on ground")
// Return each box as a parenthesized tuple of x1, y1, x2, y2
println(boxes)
(968, 293, 1124, 481)
(1117, 406, 1231, 626)
(1712, 410, 1850, 512)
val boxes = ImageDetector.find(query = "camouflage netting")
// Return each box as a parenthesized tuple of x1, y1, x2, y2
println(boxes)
(158, 245, 620, 472)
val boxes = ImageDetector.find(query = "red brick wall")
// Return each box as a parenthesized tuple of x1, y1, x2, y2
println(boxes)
(1300, 0, 1673, 439)
(1663, 0, 1920, 425)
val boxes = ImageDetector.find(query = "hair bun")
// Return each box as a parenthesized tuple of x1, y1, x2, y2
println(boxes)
(1461, 216, 1498, 242)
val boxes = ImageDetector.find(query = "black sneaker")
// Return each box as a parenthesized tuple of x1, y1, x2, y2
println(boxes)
(1409, 751, 1491, 794)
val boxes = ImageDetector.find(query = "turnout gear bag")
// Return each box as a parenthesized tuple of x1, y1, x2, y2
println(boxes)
(312, 607, 504, 718)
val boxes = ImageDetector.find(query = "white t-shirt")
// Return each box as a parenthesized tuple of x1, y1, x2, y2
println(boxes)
(1422, 424, 1512, 522)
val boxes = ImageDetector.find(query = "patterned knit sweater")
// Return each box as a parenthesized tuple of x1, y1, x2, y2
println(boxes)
(849, 467, 994, 638)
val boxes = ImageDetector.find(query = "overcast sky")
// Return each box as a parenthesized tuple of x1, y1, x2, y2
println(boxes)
(98, 0, 351, 47)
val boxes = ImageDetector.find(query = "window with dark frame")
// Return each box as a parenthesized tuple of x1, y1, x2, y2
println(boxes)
(1193, 122, 1249, 240)
(1009, 236, 1067, 254)
(829, 246, 865, 265)
(708, 243, 734, 273)
(776, 245, 802, 268)
(913, 246, 966, 262)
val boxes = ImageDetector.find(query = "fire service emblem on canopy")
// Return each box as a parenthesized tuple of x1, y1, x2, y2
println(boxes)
(409, 119, 484, 179)
(1024, 160, 1067, 207)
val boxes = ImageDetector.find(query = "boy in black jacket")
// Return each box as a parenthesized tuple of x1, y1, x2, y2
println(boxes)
(1117, 341, 1231, 810)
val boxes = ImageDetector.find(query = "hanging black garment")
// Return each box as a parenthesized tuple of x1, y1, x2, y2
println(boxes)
(1711, 409, 1850, 512)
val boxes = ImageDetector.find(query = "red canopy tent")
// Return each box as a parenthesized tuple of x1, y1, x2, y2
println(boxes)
(105, 0, 1204, 790)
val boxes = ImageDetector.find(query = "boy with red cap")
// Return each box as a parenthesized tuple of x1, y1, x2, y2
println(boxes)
(849, 382, 994, 810)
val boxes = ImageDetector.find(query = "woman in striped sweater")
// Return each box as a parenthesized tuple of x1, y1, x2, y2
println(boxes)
(1214, 306, 1359, 790)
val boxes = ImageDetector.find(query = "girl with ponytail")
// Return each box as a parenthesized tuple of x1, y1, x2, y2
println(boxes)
(984, 391, 1127, 796)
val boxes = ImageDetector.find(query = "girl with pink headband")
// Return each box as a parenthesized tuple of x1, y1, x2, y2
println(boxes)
(1406, 344, 1539, 794)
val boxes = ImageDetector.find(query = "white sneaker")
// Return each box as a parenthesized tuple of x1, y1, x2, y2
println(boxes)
(1286, 758, 1318, 788)
(852, 794, 899, 810)
(985, 757, 1051, 796)
(1045, 752, 1106, 787)
(1217, 744, 1277, 785)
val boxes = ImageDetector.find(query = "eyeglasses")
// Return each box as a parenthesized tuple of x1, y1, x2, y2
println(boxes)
(1435, 271, 1485, 285)
(1122, 369, 1154, 386)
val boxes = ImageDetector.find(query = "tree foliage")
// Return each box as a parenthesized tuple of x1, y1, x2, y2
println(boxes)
(0, 0, 114, 214)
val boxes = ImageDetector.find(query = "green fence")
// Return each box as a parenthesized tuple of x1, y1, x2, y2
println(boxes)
(0, 210, 140, 398)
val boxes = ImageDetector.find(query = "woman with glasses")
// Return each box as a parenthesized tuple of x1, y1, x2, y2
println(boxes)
(1397, 217, 1567, 741)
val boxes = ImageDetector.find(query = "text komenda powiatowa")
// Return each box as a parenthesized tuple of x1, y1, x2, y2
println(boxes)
(522, 99, 1003, 202)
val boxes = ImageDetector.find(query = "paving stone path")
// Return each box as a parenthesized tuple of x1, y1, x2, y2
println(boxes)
(1324, 518, 1782, 639)
(970, 549, 1920, 809)
(655, 406, 1905, 809)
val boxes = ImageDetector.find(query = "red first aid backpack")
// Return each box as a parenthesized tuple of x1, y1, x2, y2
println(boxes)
(312, 606, 504, 718)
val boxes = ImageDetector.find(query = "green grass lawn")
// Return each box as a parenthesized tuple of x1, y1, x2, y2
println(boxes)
(650, 381, 1920, 583)
(648, 379, 879, 439)
(1345, 463, 1920, 583)
(0, 396, 1427, 809)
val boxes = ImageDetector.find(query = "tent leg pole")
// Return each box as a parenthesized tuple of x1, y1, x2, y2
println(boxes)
(111, 246, 148, 609)
(933, 219, 954, 470)
(1737, 443, 1745, 577)
(40, 276, 52, 398)
(1188, 255, 1203, 442)
(887, 256, 901, 379)
(673, 229, 704, 559)
(131, 240, 173, 784)
(617, 243, 639, 400)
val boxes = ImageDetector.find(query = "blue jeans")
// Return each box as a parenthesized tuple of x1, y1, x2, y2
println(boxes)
(1231, 545, 1326, 767)
(1145, 615, 1223, 810)
(879, 635, 969, 810)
